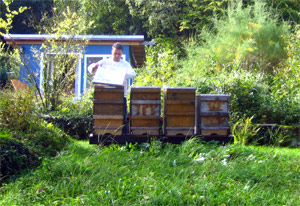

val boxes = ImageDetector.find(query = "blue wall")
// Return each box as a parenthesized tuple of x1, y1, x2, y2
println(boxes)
(19, 43, 131, 95)
(20, 44, 42, 85)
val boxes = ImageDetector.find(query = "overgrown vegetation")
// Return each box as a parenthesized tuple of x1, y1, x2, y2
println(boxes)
(0, 0, 299, 198)
(0, 90, 70, 183)
(43, 90, 94, 140)
(135, 1, 300, 145)
(1, 140, 300, 205)
(0, 131, 39, 183)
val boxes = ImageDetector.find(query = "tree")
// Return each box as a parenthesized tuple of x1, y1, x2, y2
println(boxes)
(75, 0, 145, 36)
(0, 0, 26, 88)
(7, 0, 54, 34)
(20, 0, 90, 111)
(178, 0, 228, 37)
(126, 0, 184, 38)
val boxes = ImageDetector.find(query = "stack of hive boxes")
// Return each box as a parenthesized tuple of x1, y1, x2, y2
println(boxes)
(196, 94, 230, 136)
(93, 84, 124, 136)
(129, 86, 161, 135)
(163, 87, 195, 136)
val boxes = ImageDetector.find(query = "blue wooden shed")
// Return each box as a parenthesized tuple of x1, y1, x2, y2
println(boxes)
(4, 34, 146, 96)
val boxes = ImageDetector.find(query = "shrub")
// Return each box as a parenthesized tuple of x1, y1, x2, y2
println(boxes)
(258, 125, 294, 147)
(0, 65, 8, 89)
(5, 121, 70, 159)
(43, 91, 93, 140)
(176, 61, 299, 142)
(42, 115, 92, 140)
(134, 37, 181, 87)
(176, 20, 300, 128)
(0, 38, 22, 89)
(24, 121, 70, 157)
(0, 89, 70, 183)
(0, 90, 38, 132)
(0, 131, 40, 184)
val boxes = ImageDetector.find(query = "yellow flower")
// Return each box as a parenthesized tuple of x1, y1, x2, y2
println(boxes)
(235, 51, 240, 61)
(248, 22, 260, 28)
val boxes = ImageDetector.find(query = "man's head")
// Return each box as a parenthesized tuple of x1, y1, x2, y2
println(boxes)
(112, 42, 123, 62)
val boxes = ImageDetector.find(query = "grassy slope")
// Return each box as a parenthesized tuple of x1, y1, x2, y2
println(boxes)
(1, 139, 300, 205)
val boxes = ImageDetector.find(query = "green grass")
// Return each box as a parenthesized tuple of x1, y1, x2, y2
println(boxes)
(1, 139, 300, 205)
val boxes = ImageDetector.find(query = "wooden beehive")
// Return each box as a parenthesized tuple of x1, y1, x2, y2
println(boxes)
(163, 87, 195, 136)
(130, 86, 161, 135)
(196, 94, 230, 136)
(93, 84, 124, 136)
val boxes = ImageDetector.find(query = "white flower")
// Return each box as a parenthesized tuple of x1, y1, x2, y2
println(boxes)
(194, 153, 207, 163)
(223, 154, 230, 159)
(221, 159, 227, 166)
(194, 157, 206, 162)
(244, 185, 250, 190)
(172, 160, 177, 167)
(247, 154, 255, 161)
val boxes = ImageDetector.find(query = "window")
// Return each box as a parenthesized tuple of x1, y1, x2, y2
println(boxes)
(40, 53, 81, 96)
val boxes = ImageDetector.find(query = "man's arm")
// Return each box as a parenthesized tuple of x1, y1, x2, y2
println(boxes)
(88, 61, 103, 75)
(87, 63, 98, 75)
(125, 62, 136, 79)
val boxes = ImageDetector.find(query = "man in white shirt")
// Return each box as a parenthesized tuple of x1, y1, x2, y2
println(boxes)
(88, 42, 136, 135)
(88, 42, 136, 97)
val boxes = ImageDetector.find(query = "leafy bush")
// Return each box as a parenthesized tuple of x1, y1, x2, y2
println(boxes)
(258, 125, 294, 147)
(20, 121, 70, 157)
(2, 119, 70, 159)
(0, 89, 70, 182)
(0, 90, 38, 132)
(0, 33, 22, 89)
(42, 115, 92, 140)
(0, 65, 8, 89)
(0, 121, 70, 183)
(0, 131, 39, 184)
(134, 37, 181, 87)
(43, 91, 93, 140)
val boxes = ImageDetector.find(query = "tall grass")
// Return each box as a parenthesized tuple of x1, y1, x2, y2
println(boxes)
(1, 139, 300, 205)
(197, 0, 290, 72)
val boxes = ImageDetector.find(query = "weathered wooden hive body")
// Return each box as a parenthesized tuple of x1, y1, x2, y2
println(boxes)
(196, 94, 230, 136)
(130, 86, 161, 135)
(93, 84, 124, 136)
(163, 87, 196, 136)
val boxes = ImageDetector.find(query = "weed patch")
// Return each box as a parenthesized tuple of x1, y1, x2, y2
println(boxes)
(1, 140, 300, 205)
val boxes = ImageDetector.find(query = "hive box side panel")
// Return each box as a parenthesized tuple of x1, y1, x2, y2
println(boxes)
(94, 104, 124, 115)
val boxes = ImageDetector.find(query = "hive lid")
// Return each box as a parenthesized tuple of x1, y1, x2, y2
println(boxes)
(131, 86, 161, 92)
(164, 87, 195, 90)
(164, 87, 196, 93)
(197, 94, 230, 101)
